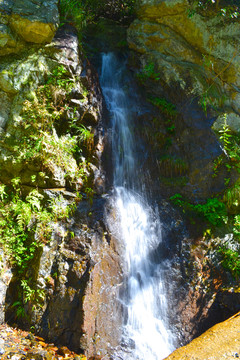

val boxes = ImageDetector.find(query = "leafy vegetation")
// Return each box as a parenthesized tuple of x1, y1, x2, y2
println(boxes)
(59, 0, 137, 28)
(218, 245, 240, 279)
(170, 194, 228, 226)
(8, 64, 94, 190)
(0, 181, 51, 270)
(169, 115, 240, 281)
(170, 113, 240, 280)
(219, 119, 240, 170)
(137, 62, 160, 83)
(170, 192, 240, 279)
(0, 62, 97, 319)
(0, 177, 78, 317)
(188, 0, 240, 20)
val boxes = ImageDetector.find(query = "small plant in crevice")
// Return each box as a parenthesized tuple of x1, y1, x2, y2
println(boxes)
(219, 119, 240, 168)
(212, 115, 240, 183)
(223, 183, 240, 211)
(170, 194, 228, 227)
(148, 96, 177, 118)
(218, 245, 240, 279)
(137, 62, 160, 83)
(21, 279, 45, 309)
(71, 122, 95, 152)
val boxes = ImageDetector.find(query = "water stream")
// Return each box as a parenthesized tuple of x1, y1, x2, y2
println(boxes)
(100, 53, 175, 360)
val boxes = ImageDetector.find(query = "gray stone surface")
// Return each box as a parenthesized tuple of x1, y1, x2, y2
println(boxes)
(0, 250, 12, 324)
(213, 112, 240, 133)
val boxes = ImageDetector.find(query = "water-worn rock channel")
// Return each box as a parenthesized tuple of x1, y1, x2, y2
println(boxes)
(0, 0, 240, 359)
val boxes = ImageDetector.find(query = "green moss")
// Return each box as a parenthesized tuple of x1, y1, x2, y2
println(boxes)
(160, 175, 188, 187)
(136, 62, 160, 82)
(158, 156, 189, 177)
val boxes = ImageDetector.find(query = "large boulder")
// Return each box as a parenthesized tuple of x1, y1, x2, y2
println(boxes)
(165, 312, 240, 360)
(0, 0, 59, 55)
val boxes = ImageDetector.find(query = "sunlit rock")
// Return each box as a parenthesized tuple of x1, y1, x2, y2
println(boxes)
(127, 0, 240, 200)
(0, 250, 12, 325)
(0, 0, 59, 55)
(10, 15, 56, 44)
(165, 312, 240, 360)
(213, 112, 240, 133)
(128, 0, 240, 118)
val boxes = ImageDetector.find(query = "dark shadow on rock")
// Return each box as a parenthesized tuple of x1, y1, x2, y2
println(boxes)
(193, 290, 240, 339)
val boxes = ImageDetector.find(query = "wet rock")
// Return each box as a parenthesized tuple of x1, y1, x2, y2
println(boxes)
(4, 196, 122, 359)
(31, 198, 123, 359)
(213, 112, 240, 133)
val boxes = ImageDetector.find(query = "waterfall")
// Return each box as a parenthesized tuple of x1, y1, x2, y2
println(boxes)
(100, 53, 175, 360)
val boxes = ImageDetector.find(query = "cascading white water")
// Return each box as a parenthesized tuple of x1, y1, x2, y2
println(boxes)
(100, 53, 175, 360)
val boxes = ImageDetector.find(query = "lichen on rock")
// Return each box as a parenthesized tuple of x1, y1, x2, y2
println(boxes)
(0, 0, 59, 56)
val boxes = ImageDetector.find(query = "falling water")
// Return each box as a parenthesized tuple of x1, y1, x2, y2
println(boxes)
(100, 53, 175, 360)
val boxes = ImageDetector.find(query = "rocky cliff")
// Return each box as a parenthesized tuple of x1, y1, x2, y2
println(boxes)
(0, 1, 123, 358)
(127, 0, 240, 200)
(126, 0, 240, 353)
(0, 0, 240, 359)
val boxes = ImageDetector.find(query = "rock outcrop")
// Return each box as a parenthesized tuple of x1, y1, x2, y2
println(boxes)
(129, 0, 240, 127)
(0, 21, 103, 189)
(0, 1, 122, 359)
(0, 0, 59, 56)
(6, 197, 123, 358)
(127, 0, 240, 200)
(165, 312, 240, 360)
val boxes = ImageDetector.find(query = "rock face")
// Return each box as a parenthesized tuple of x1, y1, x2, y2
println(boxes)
(0, 250, 12, 325)
(0, 1, 122, 359)
(0, 22, 103, 190)
(13, 197, 122, 358)
(165, 312, 240, 360)
(127, 0, 240, 200)
(129, 0, 240, 121)
(0, 0, 59, 55)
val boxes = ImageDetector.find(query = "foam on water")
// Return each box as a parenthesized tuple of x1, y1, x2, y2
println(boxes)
(100, 53, 175, 360)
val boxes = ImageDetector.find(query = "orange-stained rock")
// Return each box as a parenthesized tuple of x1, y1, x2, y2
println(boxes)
(164, 312, 240, 360)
